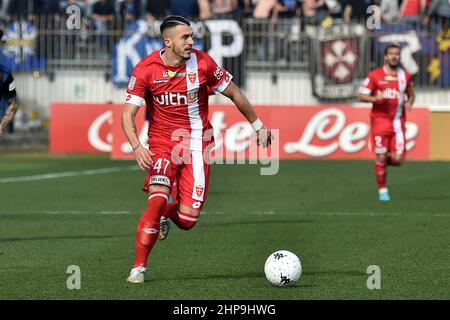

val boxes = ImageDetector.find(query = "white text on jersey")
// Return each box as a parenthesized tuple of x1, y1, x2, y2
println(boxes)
(153, 92, 188, 106)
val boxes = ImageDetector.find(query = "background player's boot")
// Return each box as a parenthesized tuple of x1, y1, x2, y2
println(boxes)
(159, 216, 170, 240)
(379, 188, 390, 201)
(127, 266, 146, 284)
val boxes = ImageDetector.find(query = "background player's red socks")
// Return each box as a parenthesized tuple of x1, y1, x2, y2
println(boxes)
(133, 192, 168, 268)
(374, 161, 387, 189)
(163, 203, 198, 230)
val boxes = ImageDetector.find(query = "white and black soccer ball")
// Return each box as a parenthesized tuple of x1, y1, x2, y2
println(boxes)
(264, 250, 302, 286)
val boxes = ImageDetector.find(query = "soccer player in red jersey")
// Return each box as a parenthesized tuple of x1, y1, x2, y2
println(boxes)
(122, 16, 273, 283)
(358, 43, 415, 201)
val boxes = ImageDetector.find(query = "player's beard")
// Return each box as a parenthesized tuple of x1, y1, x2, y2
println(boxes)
(174, 46, 191, 61)
(388, 60, 399, 70)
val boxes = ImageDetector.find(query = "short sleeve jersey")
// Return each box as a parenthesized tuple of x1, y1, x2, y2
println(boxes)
(126, 49, 232, 150)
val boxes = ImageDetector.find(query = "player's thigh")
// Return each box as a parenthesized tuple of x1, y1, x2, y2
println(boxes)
(177, 150, 210, 215)
(142, 152, 178, 194)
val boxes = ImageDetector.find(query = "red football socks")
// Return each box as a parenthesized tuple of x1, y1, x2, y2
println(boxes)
(374, 161, 387, 189)
(133, 192, 168, 268)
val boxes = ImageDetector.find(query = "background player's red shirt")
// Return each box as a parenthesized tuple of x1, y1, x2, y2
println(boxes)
(126, 48, 232, 150)
(359, 66, 413, 121)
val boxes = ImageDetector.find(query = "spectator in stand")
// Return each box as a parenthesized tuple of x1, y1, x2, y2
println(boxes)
(273, 0, 301, 22)
(342, 0, 373, 24)
(145, 0, 170, 22)
(198, 0, 213, 20)
(34, 0, 62, 59)
(376, 0, 399, 24)
(120, 0, 142, 24)
(169, 0, 199, 19)
(6, 0, 35, 20)
(211, 0, 239, 19)
(399, 0, 426, 24)
(301, 0, 325, 25)
(91, 0, 115, 57)
(423, 0, 450, 25)
(92, 0, 115, 30)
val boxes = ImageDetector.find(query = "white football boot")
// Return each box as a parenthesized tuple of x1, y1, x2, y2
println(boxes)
(127, 266, 146, 284)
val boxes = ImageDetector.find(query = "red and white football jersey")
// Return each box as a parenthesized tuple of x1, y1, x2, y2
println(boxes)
(359, 66, 413, 121)
(125, 48, 232, 150)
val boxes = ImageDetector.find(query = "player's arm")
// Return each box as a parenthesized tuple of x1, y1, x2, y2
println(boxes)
(221, 81, 272, 148)
(0, 73, 18, 138)
(357, 74, 383, 103)
(405, 83, 415, 112)
(0, 97, 17, 138)
(121, 102, 154, 170)
(357, 91, 383, 103)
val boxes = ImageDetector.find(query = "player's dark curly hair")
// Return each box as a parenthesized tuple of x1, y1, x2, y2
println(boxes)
(384, 43, 401, 55)
(160, 16, 191, 36)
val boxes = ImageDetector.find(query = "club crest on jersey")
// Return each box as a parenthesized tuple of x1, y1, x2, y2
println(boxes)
(188, 72, 197, 84)
(195, 185, 204, 197)
(128, 76, 136, 90)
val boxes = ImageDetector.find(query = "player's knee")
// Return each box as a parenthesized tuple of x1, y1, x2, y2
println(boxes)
(376, 153, 388, 165)
(177, 211, 200, 230)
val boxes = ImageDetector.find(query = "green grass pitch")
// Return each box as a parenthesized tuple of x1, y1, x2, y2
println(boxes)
(1, 153, 450, 299)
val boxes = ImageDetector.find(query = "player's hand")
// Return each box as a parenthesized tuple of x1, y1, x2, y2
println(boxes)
(405, 101, 413, 112)
(134, 145, 155, 171)
(373, 91, 383, 102)
(257, 127, 273, 148)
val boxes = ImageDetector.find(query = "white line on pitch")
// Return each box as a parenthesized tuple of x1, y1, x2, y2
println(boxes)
(0, 166, 139, 183)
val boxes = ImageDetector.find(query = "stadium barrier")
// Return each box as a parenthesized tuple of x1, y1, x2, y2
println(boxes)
(50, 103, 430, 160)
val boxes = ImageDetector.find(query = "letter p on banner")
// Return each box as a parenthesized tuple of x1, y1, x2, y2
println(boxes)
(66, 265, 81, 290)
(366, 265, 381, 290)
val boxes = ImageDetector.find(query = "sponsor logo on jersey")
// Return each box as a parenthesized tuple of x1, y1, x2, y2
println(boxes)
(163, 70, 186, 78)
(381, 88, 400, 99)
(378, 80, 388, 85)
(195, 185, 204, 197)
(128, 76, 136, 90)
(153, 79, 169, 84)
(150, 175, 171, 187)
(153, 92, 188, 106)
(385, 75, 397, 81)
(188, 72, 197, 84)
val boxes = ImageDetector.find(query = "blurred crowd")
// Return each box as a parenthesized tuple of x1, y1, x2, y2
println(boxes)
(0, 0, 448, 63)
(0, 0, 447, 27)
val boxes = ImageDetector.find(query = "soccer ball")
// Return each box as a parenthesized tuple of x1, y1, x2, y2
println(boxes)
(264, 250, 302, 286)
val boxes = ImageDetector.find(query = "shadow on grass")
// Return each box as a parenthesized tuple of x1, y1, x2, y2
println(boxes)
(303, 270, 363, 277)
(146, 272, 317, 288)
(0, 234, 131, 242)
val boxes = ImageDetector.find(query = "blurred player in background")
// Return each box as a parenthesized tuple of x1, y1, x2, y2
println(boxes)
(0, 29, 18, 138)
(122, 15, 272, 283)
(358, 43, 415, 201)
